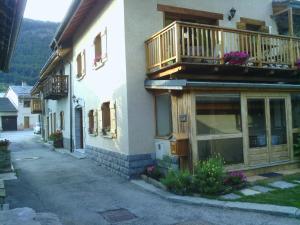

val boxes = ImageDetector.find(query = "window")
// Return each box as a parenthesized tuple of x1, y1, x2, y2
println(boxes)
(76, 50, 86, 79)
(24, 100, 30, 108)
(196, 94, 243, 164)
(101, 102, 110, 133)
(237, 17, 269, 33)
(155, 94, 172, 137)
(88, 110, 98, 135)
(98, 101, 117, 137)
(60, 111, 64, 130)
(93, 28, 107, 68)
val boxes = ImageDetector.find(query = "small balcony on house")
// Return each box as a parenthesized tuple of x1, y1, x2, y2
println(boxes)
(145, 21, 300, 82)
(43, 75, 68, 100)
(31, 99, 42, 114)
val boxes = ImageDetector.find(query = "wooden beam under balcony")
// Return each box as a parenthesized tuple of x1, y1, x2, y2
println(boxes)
(43, 75, 68, 100)
(145, 21, 300, 82)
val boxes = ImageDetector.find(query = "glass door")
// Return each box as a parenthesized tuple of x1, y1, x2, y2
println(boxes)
(247, 98, 268, 165)
(269, 98, 289, 163)
(246, 95, 290, 166)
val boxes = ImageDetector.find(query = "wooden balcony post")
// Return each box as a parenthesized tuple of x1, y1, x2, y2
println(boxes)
(220, 29, 225, 64)
(175, 22, 181, 64)
(257, 34, 262, 67)
(289, 38, 295, 68)
(158, 34, 162, 69)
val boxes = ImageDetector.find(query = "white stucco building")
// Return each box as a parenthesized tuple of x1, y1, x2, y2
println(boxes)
(6, 85, 39, 130)
(32, 0, 300, 178)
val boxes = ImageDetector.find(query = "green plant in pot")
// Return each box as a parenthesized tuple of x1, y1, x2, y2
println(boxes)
(0, 139, 10, 151)
(49, 130, 63, 148)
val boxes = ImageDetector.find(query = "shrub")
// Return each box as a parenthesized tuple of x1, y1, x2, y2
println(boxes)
(193, 155, 225, 195)
(161, 169, 193, 195)
(145, 165, 163, 180)
(224, 171, 247, 190)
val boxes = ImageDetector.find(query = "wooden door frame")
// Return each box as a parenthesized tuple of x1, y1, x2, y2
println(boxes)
(242, 92, 292, 166)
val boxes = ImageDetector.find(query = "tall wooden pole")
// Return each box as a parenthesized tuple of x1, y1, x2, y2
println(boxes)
(288, 7, 294, 36)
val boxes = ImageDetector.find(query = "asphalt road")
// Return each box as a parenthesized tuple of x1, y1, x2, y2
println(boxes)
(2, 131, 300, 225)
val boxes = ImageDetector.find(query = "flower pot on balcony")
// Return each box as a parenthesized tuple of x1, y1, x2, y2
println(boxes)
(224, 51, 249, 66)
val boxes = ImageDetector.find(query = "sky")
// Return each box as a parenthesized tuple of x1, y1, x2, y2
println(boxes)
(24, 0, 73, 22)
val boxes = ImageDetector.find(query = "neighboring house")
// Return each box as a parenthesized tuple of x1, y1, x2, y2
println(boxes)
(0, 0, 27, 72)
(6, 84, 39, 130)
(32, 0, 300, 178)
(0, 98, 18, 131)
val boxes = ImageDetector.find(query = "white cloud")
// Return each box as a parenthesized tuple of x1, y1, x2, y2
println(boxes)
(24, 0, 73, 22)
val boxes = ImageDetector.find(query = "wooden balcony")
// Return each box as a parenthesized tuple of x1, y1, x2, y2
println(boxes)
(145, 21, 300, 81)
(31, 99, 42, 114)
(43, 75, 68, 100)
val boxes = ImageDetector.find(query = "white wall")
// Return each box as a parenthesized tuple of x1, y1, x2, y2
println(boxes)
(123, 0, 278, 155)
(17, 98, 39, 129)
(72, 0, 130, 154)
(5, 88, 18, 107)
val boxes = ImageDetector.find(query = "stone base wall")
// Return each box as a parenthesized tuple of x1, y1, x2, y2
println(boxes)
(0, 150, 11, 172)
(85, 145, 155, 179)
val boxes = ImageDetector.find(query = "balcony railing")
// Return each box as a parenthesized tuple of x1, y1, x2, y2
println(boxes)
(145, 21, 300, 74)
(43, 75, 68, 100)
(31, 99, 42, 114)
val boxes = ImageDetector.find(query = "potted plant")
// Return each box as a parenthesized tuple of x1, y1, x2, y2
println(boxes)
(224, 51, 249, 65)
(49, 130, 63, 148)
(0, 139, 10, 151)
(224, 171, 247, 190)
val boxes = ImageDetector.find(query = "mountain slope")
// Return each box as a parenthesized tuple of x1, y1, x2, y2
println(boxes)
(0, 19, 59, 91)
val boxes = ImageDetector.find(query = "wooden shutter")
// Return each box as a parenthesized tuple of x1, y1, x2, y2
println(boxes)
(98, 107, 103, 134)
(101, 28, 107, 61)
(110, 101, 117, 138)
(236, 22, 246, 30)
(82, 50, 86, 74)
(93, 110, 98, 135)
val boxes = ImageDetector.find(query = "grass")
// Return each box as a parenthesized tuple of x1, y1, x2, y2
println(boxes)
(236, 173, 300, 208)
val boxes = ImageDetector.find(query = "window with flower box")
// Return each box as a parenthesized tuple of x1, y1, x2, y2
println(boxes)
(93, 28, 107, 69)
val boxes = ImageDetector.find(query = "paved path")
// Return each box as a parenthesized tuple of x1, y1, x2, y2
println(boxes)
(2, 131, 300, 225)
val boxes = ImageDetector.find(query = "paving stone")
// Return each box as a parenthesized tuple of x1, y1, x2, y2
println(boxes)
(240, 188, 261, 196)
(251, 185, 274, 193)
(269, 181, 297, 189)
(0, 173, 17, 181)
(221, 193, 241, 200)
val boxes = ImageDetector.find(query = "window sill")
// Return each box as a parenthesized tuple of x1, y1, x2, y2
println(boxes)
(100, 133, 114, 139)
(93, 61, 105, 70)
(76, 73, 86, 81)
(89, 133, 98, 137)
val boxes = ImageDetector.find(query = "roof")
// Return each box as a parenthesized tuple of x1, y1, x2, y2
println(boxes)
(145, 80, 300, 91)
(9, 85, 33, 98)
(0, 0, 27, 72)
(0, 98, 17, 112)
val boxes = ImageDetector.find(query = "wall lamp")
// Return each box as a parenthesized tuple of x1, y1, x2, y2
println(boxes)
(228, 7, 236, 21)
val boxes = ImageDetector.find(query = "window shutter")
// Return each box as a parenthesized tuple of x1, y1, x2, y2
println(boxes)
(93, 110, 98, 135)
(236, 22, 246, 30)
(98, 107, 103, 134)
(101, 28, 107, 61)
(82, 50, 86, 74)
(110, 101, 117, 138)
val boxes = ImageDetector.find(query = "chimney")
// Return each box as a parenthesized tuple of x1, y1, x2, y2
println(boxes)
(21, 81, 27, 86)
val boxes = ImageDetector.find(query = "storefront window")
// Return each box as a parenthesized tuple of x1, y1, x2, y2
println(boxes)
(292, 94, 300, 129)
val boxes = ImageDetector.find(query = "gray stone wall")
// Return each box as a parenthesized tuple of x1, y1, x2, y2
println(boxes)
(85, 145, 155, 179)
(63, 138, 71, 150)
(0, 150, 11, 172)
